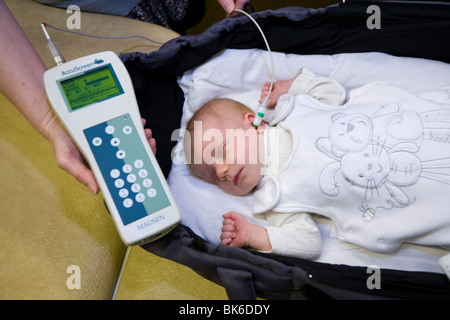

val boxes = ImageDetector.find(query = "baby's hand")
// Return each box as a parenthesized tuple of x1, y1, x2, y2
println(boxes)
(221, 211, 252, 248)
(259, 78, 295, 108)
(221, 211, 272, 252)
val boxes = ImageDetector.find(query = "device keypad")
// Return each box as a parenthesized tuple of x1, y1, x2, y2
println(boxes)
(84, 113, 170, 225)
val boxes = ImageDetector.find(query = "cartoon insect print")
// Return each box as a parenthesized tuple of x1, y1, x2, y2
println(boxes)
(316, 103, 450, 221)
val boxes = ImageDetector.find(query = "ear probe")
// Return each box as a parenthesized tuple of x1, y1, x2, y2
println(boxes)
(233, 9, 275, 129)
(253, 94, 270, 129)
(41, 22, 65, 66)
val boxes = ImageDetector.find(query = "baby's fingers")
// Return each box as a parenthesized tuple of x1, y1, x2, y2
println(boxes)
(221, 237, 233, 246)
(262, 81, 272, 88)
(259, 92, 269, 104)
(220, 231, 236, 240)
(220, 229, 236, 246)
(260, 83, 271, 96)
(221, 222, 235, 233)
(222, 217, 234, 226)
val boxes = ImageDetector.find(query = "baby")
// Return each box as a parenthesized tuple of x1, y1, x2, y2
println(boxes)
(184, 68, 346, 259)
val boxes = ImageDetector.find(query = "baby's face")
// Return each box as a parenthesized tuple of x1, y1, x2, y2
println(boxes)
(189, 111, 265, 196)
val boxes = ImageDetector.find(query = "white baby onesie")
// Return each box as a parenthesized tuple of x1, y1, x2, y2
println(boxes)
(254, 81, 450, 252)
(253, 68, 346, 258)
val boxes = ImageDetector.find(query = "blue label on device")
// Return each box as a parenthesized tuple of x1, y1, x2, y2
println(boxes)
(84, 114, 170, 225)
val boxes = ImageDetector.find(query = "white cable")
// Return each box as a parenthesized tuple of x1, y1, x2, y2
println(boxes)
(44, 23, 164, 45)
(233, 9, 275, 127)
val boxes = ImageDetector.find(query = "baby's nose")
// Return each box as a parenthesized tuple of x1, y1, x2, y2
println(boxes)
(215, 163, 230, 180)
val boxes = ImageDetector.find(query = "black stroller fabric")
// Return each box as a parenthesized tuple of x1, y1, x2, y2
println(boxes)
(120, 1, 450, 299)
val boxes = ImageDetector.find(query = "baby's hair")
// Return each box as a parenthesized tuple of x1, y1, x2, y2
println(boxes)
(186, 98, 253, 134)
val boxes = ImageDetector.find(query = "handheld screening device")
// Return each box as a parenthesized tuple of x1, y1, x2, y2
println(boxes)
(43, 46, 180, 245)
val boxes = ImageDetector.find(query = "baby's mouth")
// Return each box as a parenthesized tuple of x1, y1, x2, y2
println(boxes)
(234, 169, 243, 186)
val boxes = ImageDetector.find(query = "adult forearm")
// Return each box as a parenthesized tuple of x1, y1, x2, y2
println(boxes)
(0, 0, 53, 140)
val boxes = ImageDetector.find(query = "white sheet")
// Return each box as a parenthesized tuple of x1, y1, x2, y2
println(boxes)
(169, 49, 450, 273)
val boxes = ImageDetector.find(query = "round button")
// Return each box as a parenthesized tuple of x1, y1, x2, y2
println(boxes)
(147, 188, 157, 198)
(138, 169, 148, 178)
(135, 193, 145, 203)
(116, 150, 126, 159)
(114, 179, 124, 188)
(110, 169, 120, 179)
(123, 198, 133, 208)
(92, 137, 102, 146)
(134, 159, 144, 169)
(122, 164, 132, 174)
(110, 137, 120, 147)
(119, 188, 129, 198)
(127, 173, 136, 183)
(105, 125, 115, 134)
(123, 126, 132, 135)
(142, 178, 152, 188)
(131, 183, 141, 193)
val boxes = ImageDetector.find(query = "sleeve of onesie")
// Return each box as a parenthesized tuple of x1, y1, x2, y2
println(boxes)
(259, 211, 322, 259)
(288, 68, 347, 106)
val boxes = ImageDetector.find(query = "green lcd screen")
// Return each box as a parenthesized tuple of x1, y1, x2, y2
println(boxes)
(58, 64, 123, 112)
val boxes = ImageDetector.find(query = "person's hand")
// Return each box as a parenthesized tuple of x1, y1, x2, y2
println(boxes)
(45, 116, 155, 195)
(142, 118, 157, 155)
(259, 78, 295, 108)
(217, 0, 248, 17)
(221, 211, 271, 251)
(221, 211, 252, 247)
(0, 1, 161, 195)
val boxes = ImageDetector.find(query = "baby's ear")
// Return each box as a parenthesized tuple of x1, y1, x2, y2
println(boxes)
(245, 112, 256, 124)
(245, 113, 266, 132)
